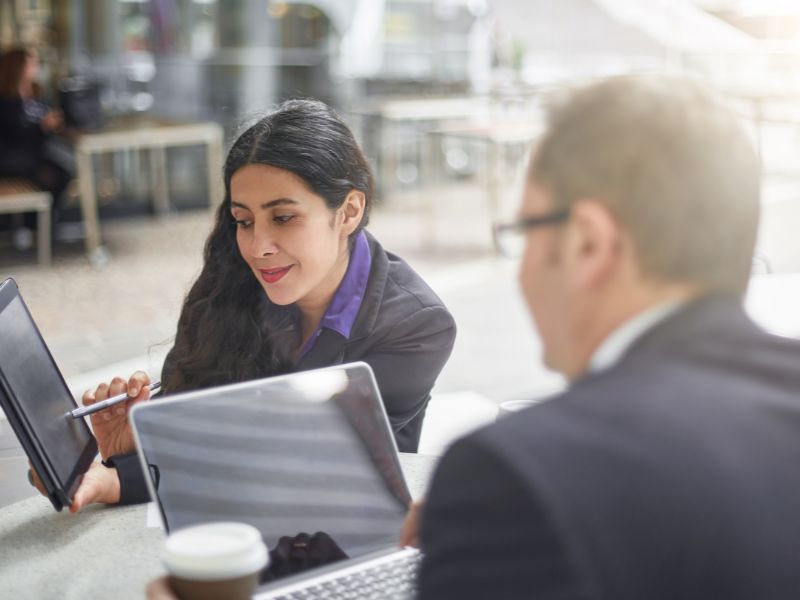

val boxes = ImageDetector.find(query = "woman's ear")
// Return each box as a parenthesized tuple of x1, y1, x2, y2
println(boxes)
(339, 190, 366, 236)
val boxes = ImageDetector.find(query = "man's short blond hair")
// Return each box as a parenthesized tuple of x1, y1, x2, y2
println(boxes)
(530, 75, 760, 296)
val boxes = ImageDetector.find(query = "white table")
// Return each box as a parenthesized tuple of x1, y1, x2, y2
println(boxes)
(353, 97, 492, 201)
(75, 118, 225, 266)
(746, 272, 800, 339)
(0, 452, 437, 600)
(424, 119, 542, 249)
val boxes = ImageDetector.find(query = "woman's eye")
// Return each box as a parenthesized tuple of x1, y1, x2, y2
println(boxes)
(233, 219, 252, 229)
(274, 214, 295, 224)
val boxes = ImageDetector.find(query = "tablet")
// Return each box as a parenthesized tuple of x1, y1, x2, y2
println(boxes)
(0, 278, 97, 511)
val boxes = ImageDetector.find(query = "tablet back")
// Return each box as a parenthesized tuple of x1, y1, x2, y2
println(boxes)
(0, 278, 97, 510)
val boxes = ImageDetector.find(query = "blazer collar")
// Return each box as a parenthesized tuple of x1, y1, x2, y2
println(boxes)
(348, 230, 389, 342)
(295, 328, 347, 370)
(295, 230, 388, 369)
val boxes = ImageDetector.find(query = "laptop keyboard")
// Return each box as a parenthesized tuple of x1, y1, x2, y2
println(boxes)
(269, 550, 420, 600)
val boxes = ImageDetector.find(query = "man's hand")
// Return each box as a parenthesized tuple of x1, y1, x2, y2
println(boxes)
(267, 532, 348, 579)
(146, 576, 178, 600)
(83, 371, 153, 459)
(28, 460, 120, 513)
(400, 499, 424, 548)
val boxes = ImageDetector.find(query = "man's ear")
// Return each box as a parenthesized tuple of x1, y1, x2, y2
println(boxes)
(339, 190, 366, 236)
(565, 199, 622, 291)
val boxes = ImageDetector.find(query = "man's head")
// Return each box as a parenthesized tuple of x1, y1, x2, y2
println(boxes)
(518, 75, 760, 378)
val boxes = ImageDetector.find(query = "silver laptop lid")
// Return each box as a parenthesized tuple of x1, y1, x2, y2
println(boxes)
(130, 362, 411, 582)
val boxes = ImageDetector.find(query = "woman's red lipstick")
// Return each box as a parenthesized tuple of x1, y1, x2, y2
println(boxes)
(259, 266, 292, 283)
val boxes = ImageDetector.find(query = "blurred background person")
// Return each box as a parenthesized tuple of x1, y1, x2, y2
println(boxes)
(0, 46, 74, 248)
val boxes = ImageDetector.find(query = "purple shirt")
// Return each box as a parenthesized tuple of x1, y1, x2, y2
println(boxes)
(298, 230, 372, 358)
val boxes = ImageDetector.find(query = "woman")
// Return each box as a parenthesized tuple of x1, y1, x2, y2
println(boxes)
(0, 47, 73, 230)
(31, 99, 456, 512)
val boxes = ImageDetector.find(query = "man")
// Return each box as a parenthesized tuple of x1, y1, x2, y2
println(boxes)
(414, 76, 800, 599)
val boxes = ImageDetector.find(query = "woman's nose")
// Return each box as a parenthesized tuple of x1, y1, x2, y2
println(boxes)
(250, 227, 279, 258)
(251, 227, 278, 258)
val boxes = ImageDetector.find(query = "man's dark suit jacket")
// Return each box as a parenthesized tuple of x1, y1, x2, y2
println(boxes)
(112, 231, 456, 504)
(420, 295, 800, 600)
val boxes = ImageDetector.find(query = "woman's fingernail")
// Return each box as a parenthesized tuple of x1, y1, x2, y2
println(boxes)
(115, 406, 125, 416)
(129, 387, 138, 396)
(103, 412, 111, 421)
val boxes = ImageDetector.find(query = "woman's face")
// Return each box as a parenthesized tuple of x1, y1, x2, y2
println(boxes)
(22, 53, 39, 86)
(230, 164, 356, 311)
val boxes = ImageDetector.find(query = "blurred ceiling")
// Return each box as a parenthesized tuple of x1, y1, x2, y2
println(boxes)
(487, 0, 757, 56)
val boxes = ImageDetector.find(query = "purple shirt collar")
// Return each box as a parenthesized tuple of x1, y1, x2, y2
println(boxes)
(298, 230, 371, 358)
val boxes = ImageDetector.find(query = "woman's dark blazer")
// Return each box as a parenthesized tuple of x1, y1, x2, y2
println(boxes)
(296, 231, 456, 452)
(111, 231, 456, 504)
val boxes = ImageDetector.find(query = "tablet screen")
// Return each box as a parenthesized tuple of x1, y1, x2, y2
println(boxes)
(0, 292, 94, 489)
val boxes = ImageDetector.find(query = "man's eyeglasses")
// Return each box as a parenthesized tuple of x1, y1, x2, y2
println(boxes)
(493, 209, 570, 258)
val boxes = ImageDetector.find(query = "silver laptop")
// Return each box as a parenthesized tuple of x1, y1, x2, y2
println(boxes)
(130, 362, 419, 599)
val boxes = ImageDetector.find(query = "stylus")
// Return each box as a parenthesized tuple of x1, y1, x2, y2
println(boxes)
(69, 381, 162, 419)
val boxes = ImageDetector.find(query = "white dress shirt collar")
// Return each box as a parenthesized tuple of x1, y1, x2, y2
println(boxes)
(588, 300, 684, 374)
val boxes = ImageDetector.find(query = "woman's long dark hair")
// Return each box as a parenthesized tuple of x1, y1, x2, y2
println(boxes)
(162, 99, 375, 393)
(0, 48, 30, 99)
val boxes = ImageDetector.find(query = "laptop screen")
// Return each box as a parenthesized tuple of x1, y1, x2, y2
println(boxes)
(131, 363, 412, 582)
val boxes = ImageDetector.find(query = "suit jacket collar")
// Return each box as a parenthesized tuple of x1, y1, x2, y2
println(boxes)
(589, 300, 684, 374)
(569, 293, 753, 394)
(619, 293, 756, 365)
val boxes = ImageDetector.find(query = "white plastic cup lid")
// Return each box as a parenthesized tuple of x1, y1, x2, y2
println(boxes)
(163, 522, 269, 581)
(498, 399, 541, 416)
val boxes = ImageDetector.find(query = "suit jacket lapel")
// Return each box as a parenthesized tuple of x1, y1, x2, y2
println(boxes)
(295, 329, 347, 370)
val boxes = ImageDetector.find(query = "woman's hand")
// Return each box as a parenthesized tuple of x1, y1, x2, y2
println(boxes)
(39, 108, 63, 133)
(28, 460, 120, 513)
(399, 499, 424, 548)
(83, 371, 153, 459)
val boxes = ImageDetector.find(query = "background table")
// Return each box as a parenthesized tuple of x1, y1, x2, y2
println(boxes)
(425, 119, 542, 250)
(0, 452, 437, 599)
(75, 118, 225, 266)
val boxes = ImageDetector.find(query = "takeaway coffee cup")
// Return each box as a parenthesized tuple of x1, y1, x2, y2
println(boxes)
(498, 385, 565, 418)
(163, 522, 269, 600)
